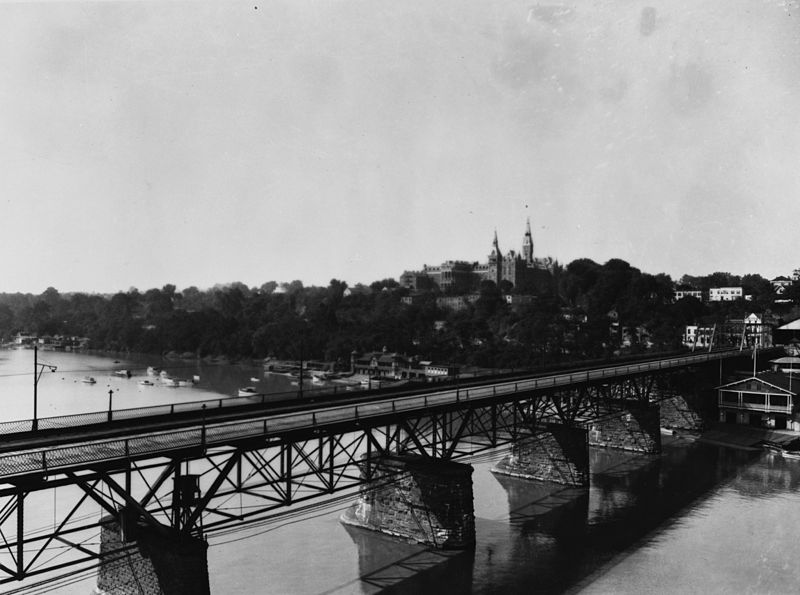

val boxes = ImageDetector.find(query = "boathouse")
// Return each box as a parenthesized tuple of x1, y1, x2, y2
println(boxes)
(717, 372, 799, 430)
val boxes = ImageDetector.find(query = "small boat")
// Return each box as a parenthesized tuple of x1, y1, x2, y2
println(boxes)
(238, 386, 259, 397)
(177, 379, 193, 387)
(113, 370, 131, 378)
(138, 379, 155, 386)
(81, 376, 97, 384)
(162, 378, 179, 387)
(250, 377, 260, 382)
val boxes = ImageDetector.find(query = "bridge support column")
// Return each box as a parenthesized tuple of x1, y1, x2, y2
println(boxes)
(96, 517, 209, 595)
(658, 391, 707, 432)
(589, 403, 661, 454)
(491, 424, 589, 486)
(340, 454, 475, 549)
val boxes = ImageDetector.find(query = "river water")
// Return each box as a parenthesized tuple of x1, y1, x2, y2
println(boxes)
(1, 349, 799, 594)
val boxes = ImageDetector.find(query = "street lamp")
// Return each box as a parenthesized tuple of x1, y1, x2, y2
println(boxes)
(107, 389, 115, 422)
(33, 344, 57, 431)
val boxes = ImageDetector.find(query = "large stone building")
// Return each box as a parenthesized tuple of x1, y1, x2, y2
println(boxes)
(400, 220, 540, 293)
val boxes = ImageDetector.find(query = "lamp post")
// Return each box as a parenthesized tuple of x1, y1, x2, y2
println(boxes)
(108, 389, 114, 422)
(33, 344, 57, 431)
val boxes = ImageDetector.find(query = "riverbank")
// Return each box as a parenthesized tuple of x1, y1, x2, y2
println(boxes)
(695, 422, 800, 451)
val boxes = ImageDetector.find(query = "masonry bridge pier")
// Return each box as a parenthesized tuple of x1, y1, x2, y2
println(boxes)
(0, 348, 772, 593)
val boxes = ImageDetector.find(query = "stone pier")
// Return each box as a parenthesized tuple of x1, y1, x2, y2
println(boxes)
(96, 517, 209, 595)
(589, 403, 661, 454)
(340, 454, 475, 549)
(491, 424, 590, 486)
(659, 392, 708, 432)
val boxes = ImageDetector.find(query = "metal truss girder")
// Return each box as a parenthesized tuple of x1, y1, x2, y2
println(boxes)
(0, 362, 699, 584)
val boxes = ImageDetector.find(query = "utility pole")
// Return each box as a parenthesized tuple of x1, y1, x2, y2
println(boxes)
(33, 344, 57, 431)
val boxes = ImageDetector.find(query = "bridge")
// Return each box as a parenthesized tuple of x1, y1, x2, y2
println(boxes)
(0, 348, 766, 592)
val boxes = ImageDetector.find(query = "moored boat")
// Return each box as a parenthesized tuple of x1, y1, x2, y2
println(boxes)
(81, 376, 96, 384)
(138, 379, 154, 386)
(238, 386, 259, 397)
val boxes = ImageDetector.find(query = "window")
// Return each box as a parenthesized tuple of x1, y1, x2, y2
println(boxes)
(742, 393, 766, 406)
(770, 395, 788, 408)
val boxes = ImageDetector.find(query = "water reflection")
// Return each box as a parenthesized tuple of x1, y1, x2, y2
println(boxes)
(340, 440, 764, 594)
(341, 523, 474, 594)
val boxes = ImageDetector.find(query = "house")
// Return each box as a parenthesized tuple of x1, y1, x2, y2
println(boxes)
(683, 325, 715, 348)
(436, 294, 480, 312)
(717, 372, 798, 430)
(771, 276, 793, 295)
(675, 289, 703, 301)
(723, 313, 774, 348)
(709, 287, 743, 301)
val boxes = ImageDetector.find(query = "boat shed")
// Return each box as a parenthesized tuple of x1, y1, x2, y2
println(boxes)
(769, 357, 800, 374)
(774, 318, 800, 346)
(717, 372, 799, 430)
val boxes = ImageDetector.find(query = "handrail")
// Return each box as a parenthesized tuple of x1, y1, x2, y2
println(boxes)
(0, 348, 751, 438)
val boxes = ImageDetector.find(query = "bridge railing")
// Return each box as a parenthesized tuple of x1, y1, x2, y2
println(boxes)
(0, 347, 754, 479)
(0, 348, 746, 438)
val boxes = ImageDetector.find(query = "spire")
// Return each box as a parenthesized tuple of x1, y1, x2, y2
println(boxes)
(489, 229, 501, 266)
(522, 218, 534, 265)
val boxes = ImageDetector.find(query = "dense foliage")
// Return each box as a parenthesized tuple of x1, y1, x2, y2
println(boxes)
(1, 261, 796, 369)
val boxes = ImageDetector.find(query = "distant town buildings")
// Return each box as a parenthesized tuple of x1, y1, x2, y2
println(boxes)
(674, 286, 752, 302)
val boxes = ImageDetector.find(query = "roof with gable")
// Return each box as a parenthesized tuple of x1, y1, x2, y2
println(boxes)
(778, 319, 800, 331)
(717, 372, 798, 395)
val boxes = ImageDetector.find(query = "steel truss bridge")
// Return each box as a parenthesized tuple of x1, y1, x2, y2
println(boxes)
(0, 348, 763, 587)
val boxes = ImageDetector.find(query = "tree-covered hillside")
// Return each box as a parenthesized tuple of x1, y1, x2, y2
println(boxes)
(1, 261, 796, 368)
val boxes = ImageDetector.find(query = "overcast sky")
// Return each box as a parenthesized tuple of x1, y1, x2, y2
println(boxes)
(2, 0, 798, 294)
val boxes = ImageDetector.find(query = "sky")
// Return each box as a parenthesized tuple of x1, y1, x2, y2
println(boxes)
(1, 0, 799, 295)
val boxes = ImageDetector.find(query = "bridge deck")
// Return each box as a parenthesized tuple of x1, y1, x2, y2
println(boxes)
(0, 348, 755, 482)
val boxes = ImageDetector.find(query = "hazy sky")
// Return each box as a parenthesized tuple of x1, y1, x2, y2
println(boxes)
(2, 0, 799, 294)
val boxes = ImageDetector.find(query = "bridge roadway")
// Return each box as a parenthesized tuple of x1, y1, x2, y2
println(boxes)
(0, 348, 752, 483)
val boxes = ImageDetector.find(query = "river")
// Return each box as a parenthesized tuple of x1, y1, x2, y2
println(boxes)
(1, 349, 798, 594)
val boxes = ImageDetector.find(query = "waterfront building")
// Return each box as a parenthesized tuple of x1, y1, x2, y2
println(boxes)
(349, 349, 459, 380)
(769, 357, 800, 374)
(775, 318, 800, 347)
(717, 372, 799, 430)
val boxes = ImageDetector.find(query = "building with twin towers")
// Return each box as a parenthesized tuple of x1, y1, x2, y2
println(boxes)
(400, 220, 542, 294)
